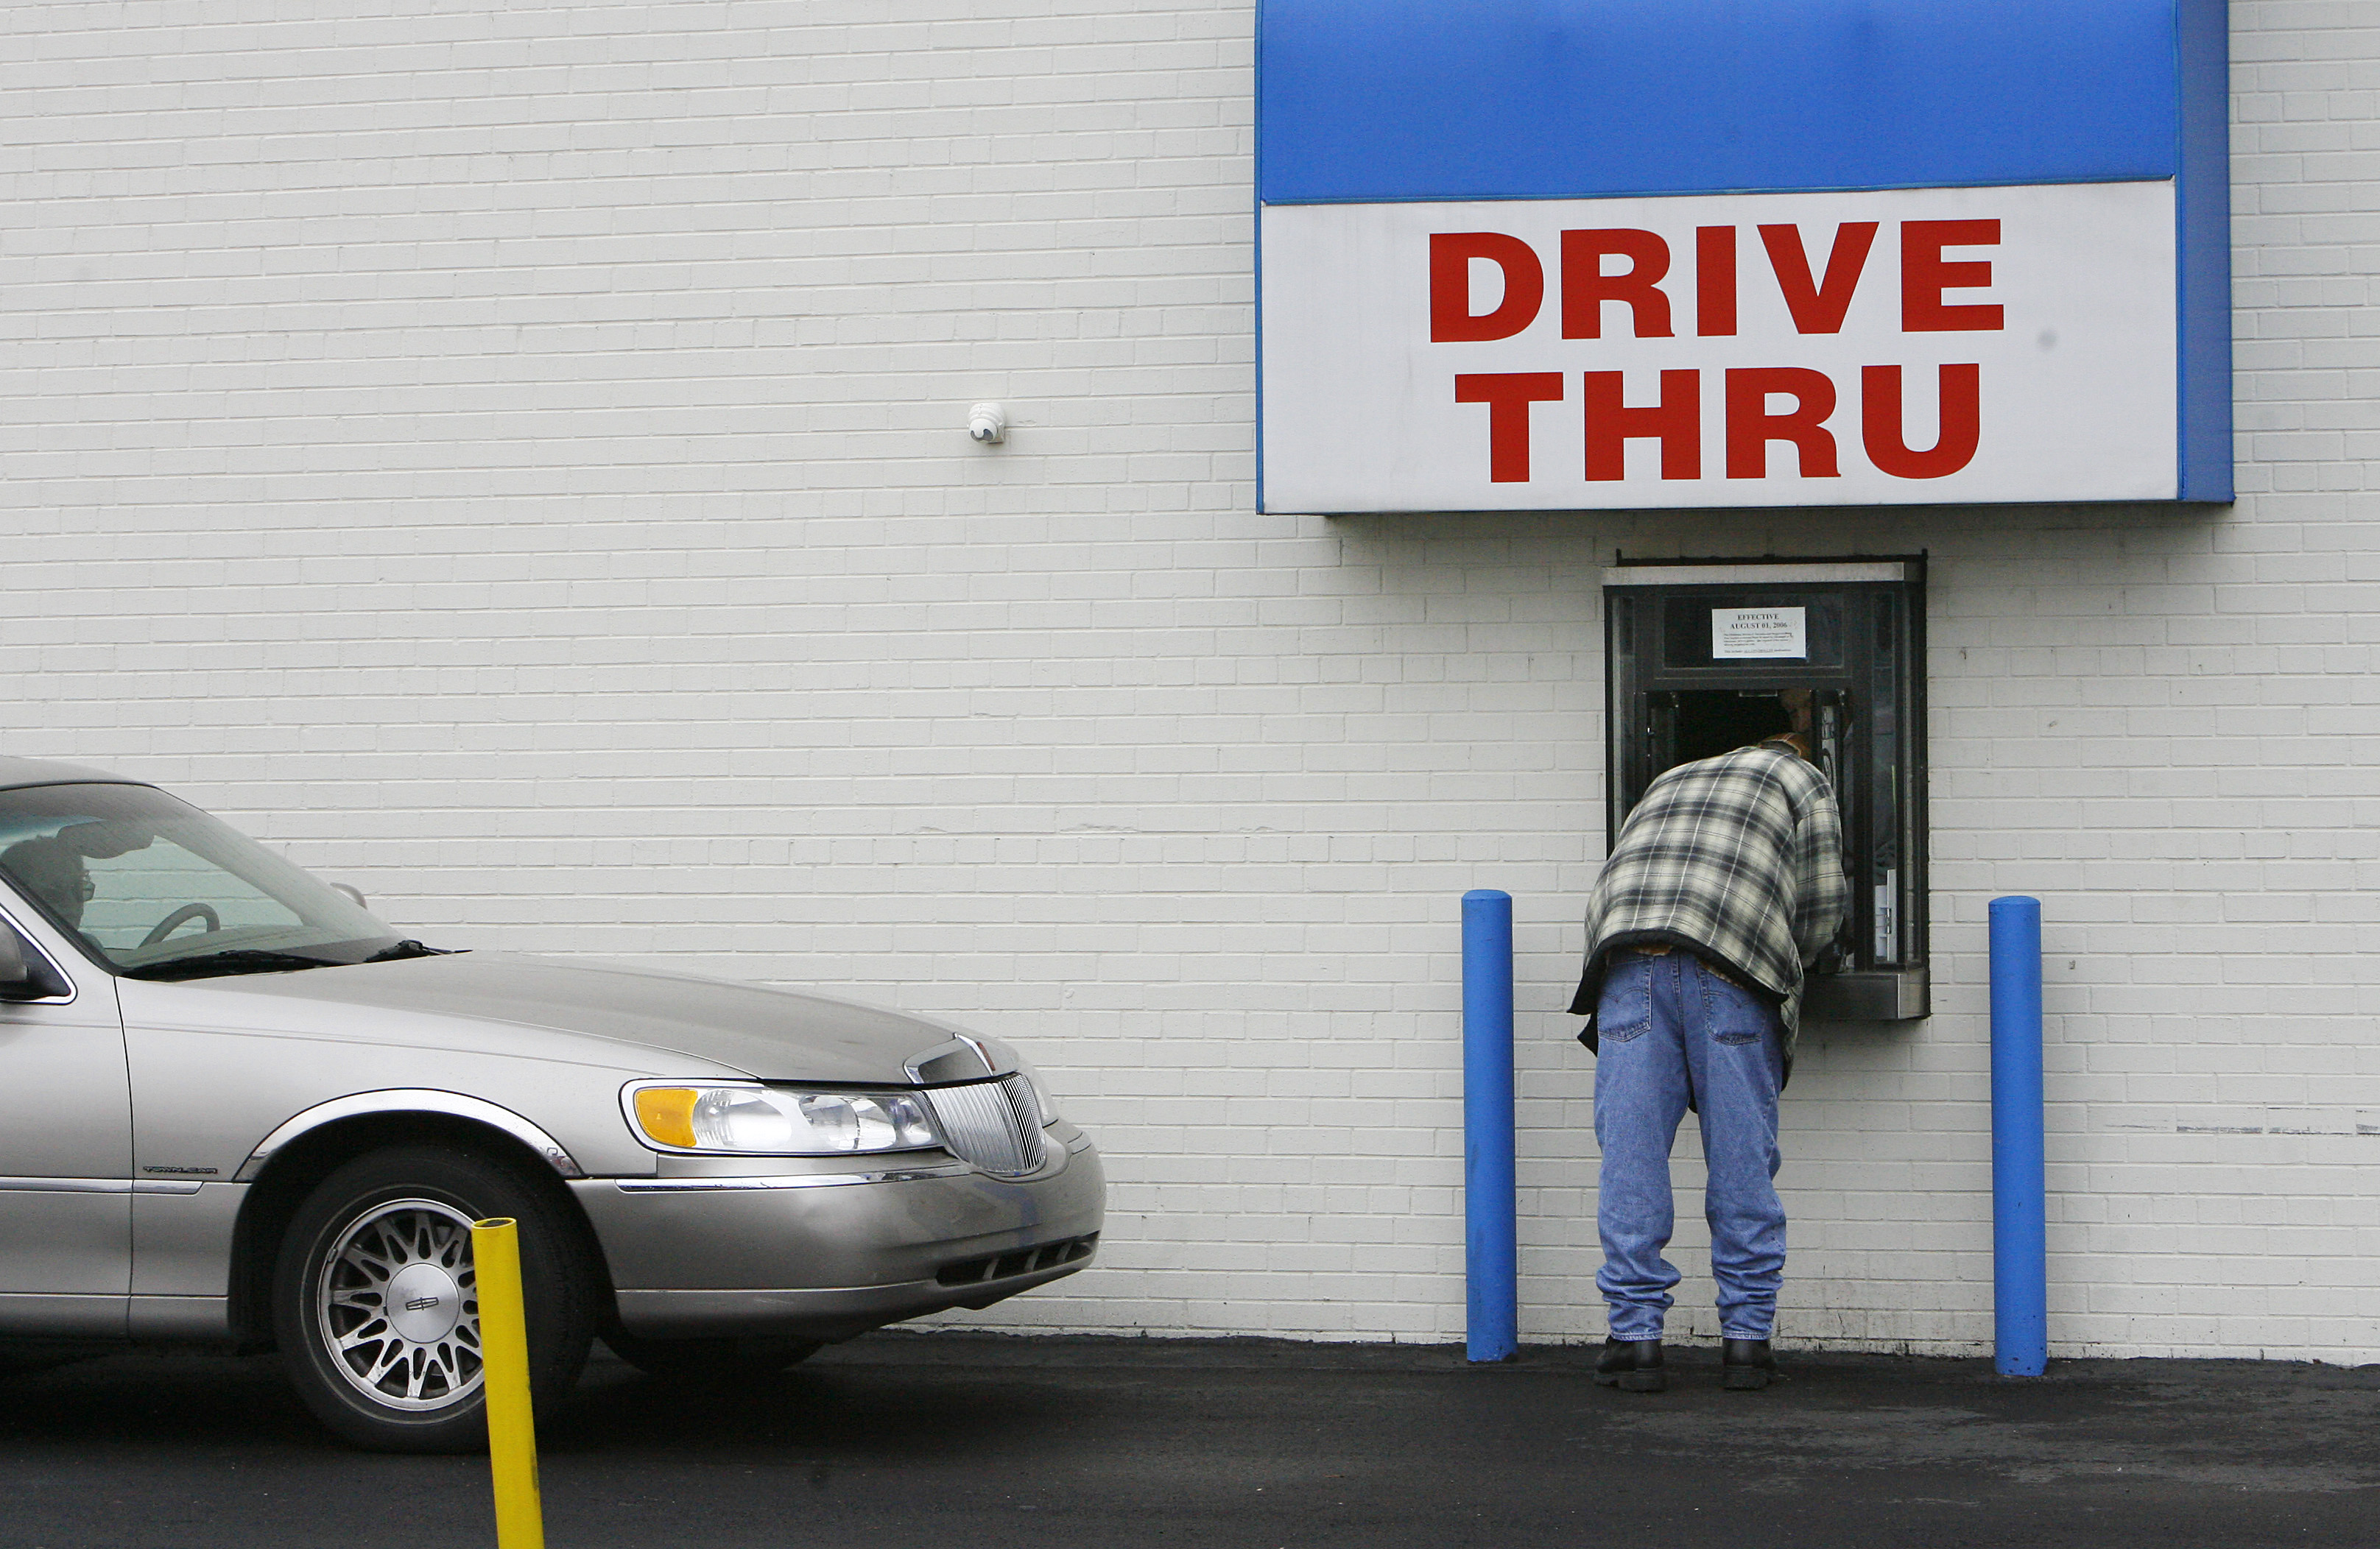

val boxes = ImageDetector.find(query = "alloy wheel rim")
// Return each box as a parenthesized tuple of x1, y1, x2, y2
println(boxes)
(314, 1198, 486, 1411)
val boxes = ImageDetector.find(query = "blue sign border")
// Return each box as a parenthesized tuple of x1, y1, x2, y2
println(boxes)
(1257, 0, 2232, 505)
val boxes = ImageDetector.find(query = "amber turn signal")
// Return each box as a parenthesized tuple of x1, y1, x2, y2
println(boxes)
(632, 1087, 700, 1148)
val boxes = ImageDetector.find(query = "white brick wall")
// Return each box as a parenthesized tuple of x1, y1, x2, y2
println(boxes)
(5, 1, 2379, 1358)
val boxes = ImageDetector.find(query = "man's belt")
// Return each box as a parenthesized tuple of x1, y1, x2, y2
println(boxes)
(1624, 942, 1763, 996)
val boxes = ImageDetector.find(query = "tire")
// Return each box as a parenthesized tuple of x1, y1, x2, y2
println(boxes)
(272, 1145, 598, 1453)
(601, 1330, 822, 1382)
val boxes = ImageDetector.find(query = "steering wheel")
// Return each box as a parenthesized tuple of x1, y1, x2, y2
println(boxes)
(140, 903, 222, 948)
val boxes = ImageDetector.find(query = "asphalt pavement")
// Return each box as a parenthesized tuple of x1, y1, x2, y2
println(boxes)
(1, 1333, 2376, 1548)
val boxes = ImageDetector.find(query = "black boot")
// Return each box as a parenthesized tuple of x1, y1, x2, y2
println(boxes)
(1722, 1338, 1778, 1391)
(1593, 1338, 1668, 1393)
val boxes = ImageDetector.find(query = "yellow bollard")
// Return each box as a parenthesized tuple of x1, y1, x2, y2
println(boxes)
(471, 1217, 546, 1549)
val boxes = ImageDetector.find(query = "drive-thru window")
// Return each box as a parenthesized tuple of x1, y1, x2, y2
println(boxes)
(1605, 560, 1927, 1021)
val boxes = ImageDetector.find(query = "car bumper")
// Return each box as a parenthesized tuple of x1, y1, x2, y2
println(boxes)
(571, 1135, 1105, 1341)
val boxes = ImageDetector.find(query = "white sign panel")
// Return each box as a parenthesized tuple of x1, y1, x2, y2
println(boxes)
(1259, 180, 2177, 512)
(1711, 606, 1806, 659)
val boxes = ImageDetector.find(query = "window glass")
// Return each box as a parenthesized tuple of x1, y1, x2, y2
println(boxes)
(77, 832, 306, 956)
(0, 783, 397, 973)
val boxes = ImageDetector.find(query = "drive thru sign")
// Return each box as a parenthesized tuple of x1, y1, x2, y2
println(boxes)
(1256, 1, 2231, 513)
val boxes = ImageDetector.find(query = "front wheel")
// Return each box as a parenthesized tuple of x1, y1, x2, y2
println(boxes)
(272, 1146, 597, 1453)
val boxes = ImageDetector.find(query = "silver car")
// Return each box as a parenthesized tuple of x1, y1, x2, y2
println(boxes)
(0, 756, 1103, 1450)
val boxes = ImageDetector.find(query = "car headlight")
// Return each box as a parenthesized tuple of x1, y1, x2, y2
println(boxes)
(627, 1082, 941, 1155)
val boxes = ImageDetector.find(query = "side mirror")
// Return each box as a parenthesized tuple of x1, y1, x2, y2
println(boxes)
(0, 922, 65, 1002)
(328, 882, 368, 910)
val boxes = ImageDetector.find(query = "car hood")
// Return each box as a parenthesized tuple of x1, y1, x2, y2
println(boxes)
(155, 950, 976, 1084)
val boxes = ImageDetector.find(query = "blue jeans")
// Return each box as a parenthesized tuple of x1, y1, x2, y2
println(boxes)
(1594, 950, 1787, 1341)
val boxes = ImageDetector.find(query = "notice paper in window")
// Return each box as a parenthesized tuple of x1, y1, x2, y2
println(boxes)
(1711, 607, 1807, 660)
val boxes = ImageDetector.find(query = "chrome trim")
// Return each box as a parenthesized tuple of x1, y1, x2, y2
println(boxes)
(0, 1175, 203, 1196)
(234, 1090, 587, 1182)
(903, 1034, 1015, 1085)
(1605, 560, 1912, 587)
(0, 1174, 126, 1193)
(0, 897, 78, 1006)
(613, 1162, 975, 1193)
(922, 1075, 1045, 1178)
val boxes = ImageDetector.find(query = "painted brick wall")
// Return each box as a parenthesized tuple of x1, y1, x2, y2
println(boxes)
(4, 1, 2377, 1358)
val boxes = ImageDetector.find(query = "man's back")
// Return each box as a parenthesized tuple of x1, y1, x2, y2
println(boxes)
(1572, 742, 1847, 1042)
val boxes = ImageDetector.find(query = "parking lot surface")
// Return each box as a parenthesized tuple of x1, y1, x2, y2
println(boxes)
(1, 1333, 2376, 1548)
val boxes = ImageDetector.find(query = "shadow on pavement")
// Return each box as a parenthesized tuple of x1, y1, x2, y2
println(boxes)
(0, 1334, 2375, 1548)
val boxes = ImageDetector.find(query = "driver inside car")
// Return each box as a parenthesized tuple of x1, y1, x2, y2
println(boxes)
(0, 821, 153, 932)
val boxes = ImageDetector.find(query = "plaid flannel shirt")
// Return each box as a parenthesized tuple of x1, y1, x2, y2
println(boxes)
(1570, 741, 1848, 1067)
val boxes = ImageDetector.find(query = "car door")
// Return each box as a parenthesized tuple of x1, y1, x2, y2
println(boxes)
(0, 900, 132, 1336)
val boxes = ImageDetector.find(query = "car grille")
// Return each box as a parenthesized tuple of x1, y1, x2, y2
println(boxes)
(937, 1232, 1100, 1288)
(923, 1073, 1046, 1178)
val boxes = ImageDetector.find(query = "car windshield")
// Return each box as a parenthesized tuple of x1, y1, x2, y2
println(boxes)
(0, 781, 409, 977)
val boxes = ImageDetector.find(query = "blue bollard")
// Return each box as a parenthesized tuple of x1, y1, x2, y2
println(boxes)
(1988, 896, 2047, 1377)
(1462, 889, 1517, 1363)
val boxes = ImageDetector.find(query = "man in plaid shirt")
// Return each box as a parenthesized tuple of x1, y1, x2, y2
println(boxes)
(1570, 705, 1847, 1393)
